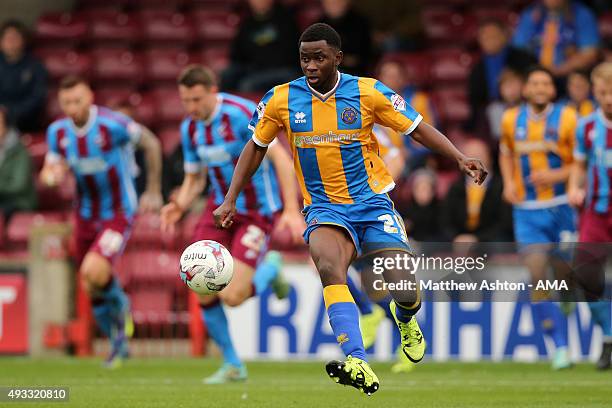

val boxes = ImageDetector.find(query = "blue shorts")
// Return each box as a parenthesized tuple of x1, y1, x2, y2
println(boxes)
(513, 203, 576, 245)
(303, 194, 411, 256)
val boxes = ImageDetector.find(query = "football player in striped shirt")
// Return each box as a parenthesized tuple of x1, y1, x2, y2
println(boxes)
(40, 75, 163, 368)
(160, 65, 305, 384)
(568, 62, 612, 370)
(213, 24, 487, 394)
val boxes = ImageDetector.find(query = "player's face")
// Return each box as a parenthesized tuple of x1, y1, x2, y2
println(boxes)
(523, 71, 556, 107)
(300, 40, 342, 90)
(567, 74, 590, 103)
(500, 77, 523, 105)
(179, 84, 215, 120)
(593, 77, 612, 116)
(58, 83, 93, 125)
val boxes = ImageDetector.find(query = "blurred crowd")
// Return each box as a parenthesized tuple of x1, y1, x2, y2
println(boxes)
(1, 0, 611, 245)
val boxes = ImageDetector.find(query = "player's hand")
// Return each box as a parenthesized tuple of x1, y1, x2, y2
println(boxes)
(139, 190, 163, 213)
(213, 200, 237, 229)
(457, 156, 488, 185)
(502, 183, 520, 205)
(160, 201, 183, 234)
(40, 164, 66, 188)
(276, 208, 306, 244)
(528, 170, 556, 187)
(568, 187, 586, 208)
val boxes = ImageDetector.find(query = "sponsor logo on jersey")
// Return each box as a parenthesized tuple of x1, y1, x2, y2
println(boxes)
(341, 107, 358, 124)
(391, 93, 406, 112)
(294, 111, 307, 124)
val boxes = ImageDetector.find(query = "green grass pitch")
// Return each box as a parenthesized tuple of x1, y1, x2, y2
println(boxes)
(1, 358, 609, 407)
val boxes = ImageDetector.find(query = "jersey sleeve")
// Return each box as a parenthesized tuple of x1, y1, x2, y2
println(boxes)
(180, 120, 202, 174)
(499, 109, 515, 155)
(573, 117, 587, 161)
(249, 88, 283, 147)
(110, 112, 142, 147)
(372, 81, 422, 135)
(45, 124, 63, 164)
(559, 108, 577, 164)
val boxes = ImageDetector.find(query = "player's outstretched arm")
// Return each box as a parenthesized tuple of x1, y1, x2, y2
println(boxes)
(137, 127, 163, 213)
(568, 160, 587, 208)
(160, 171, 207, 234)
(213, 140, 268, 228)
(411, 121, 488, 184)
(266, 142, 306, 243)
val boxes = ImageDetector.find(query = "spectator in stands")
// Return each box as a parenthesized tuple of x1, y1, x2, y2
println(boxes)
(512, 0, 600, 79)
(378, 59, 436, 169)
(0, 108, 36, 220)
(467, 19, 535, 134)
(563, 70, 597, 117)
(319, 0, 372, 76)
(486, 69, 525, 140)
(402, 169, 442, 242)
(442, 139, 512, 243)
(0, 20, 47, 132)
(221, 0, 300, 92)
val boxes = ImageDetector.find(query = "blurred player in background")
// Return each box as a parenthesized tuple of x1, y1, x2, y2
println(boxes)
(499, 66, 576, 370)
(213, 23, 487, 394)
(39, 75, 163, 368)
(563, 70, 597, 117)
(160, 65, 305, 384)
(568, 61, 612, 370)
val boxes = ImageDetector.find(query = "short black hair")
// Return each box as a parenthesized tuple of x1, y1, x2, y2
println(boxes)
(525, 65, 555, 82)
(0, 19, 29, 45)
(299, 23, 341, 50)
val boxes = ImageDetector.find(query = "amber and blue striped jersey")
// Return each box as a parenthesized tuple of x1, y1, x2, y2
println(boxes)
(249, 72, 422, 206)
(500, 103, 577, 209)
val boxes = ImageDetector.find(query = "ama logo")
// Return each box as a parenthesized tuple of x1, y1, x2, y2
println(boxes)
(294, 111, 307, 124)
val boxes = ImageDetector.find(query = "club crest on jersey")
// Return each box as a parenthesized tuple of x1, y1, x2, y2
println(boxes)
(294, 111, 307, 124)
(341, 107, 358, 124)
(390, 93, 406, 112)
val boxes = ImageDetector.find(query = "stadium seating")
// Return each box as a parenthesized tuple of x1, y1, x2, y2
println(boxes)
(143, 48, 193, 82)
(90, 48, 144, 84)
(422, 8, 473, 45)
(600, 13, 612, 44)
(35, 13, 87, 44)
(157, 126, 182, 157)
(379, 52, 431, 87)
(85, 10, 142, 46)
(6, 212, 66, 246)
(193, 46, 230, 75)
(432, 87, 470, 125)
(35, 48, 92, 80)
(429, 49, 474, 84)
(149, 87, 186, 125)
(115, 249, 181, 287)
(192, 9, 240, 43)
(138, 10, 195, 45)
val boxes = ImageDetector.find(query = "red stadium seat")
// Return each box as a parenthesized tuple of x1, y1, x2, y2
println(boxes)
(130, 289, 174, 325)
(36, 176, 76, 212)
(94, 87, 138, 108)
(35, 13, 87, 43)
(192, 10, 240, 43)
(193, 47, 230, 75)
(116, 249, 180, 286)
(46, 89, 63, 121)
(90, 48, 144, 84)
(128, 213, 176, 248)
(35, 48, 92, 80)
(138, 10, 195, 45)
(422, 9, 473, 44)
(599, 13, 612, 42)
(429, 49, 474, 83)
(472, 8, 519, 27)
(149, 88, 185, 124)
(95, 89, 156, 127)
(379, 52, 431, 87)
(143, 48, 193, 82)
(432, 87, 470, 125)
(6, 212, 66, 245)
(297, 7, 323, 31)
(85, 10, 141, 45)
(157, 126, 182, 157)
